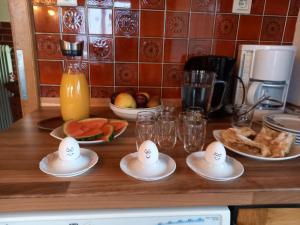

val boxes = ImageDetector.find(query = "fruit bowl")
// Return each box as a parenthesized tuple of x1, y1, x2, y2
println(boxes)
(109, 103, 162, 121)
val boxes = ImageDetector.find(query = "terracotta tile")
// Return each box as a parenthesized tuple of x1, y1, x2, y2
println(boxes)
(32, 0, 56, 5)
(91, 87, 114, 98)
(190, 13, 214, 38)
(36, 34, 62, 59)
(167, 0, 190, 11)
(77, 0, 86, 6)
(38, 61, 63, 85)
(164, 39, 188, 63)
(162, 87, 181, 98)
(114, 9, 139, 36)
(265, 0, 289, 16)
(141, 0, 165, 10)
(115, 63, 138, 86)
(87, 0, 113, 7)
(289, 0, 300, 16)
(115, 86, 138, 93)
(163, 64, 184, 87)
(139, 87, 161, 97)
(260, 41, 282, 45)
(139, 63, 162, 86)
(114, 0, 140, 9)
(251, 0, 265, 14)
(188, 39, 212, 58)
(62, 7, 85, 34)
(237, 15, 262, 40)
(165, 12, 189, 38)
(140, 11, 164, 37)
(33, 6, 59, 33)
(235, 40, 259, 57)
(140, 38, 163, 62)
(261, 16, 285, 41)
(191, 0, 216, 12)
(40, 85, 60, 97)
(284, 17, 297, 42)
(216, 0, 233, 13)
(63, 35, 88, 59)
(88, 8, 112, 35)
(89, 36, 113, 61)
(212, 40, 235, 57)
(90, 63, 114, 86)
(115, 37, 138, 61)
(214, 14, 238, 40)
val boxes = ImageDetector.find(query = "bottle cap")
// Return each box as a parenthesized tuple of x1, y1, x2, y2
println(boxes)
(60, 39, 84, 57)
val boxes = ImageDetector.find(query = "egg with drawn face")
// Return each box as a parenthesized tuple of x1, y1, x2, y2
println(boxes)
(137, 140, 159, 166)
(58, 137, 80, 161)
(204, 141, 226, 165)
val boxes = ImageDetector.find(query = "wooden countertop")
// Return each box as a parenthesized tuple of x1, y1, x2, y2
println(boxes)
(0, 107, 300, 212)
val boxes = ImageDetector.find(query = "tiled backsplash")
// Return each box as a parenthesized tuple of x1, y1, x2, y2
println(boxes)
(32, 0, 299, 99)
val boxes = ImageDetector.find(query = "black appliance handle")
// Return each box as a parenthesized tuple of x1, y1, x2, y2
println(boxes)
(210, 80, 227, 112)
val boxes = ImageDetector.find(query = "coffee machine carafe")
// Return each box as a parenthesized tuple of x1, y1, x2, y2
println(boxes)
(235, 45, 296, 120)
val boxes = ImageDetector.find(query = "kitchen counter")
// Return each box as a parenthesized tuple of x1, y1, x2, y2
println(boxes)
(0, 107, 300, 212)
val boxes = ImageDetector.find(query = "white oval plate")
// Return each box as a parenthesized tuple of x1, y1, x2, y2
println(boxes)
(50, 125, 127, 144)
(120, 152, 176, 181)
(39, 148, 98, 177)
(263, 113, 300, 134)
(213, 130, 300, 161)
(186, 151, 244, 181)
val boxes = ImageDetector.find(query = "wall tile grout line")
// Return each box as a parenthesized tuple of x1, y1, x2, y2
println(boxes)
(258, 0, 267, 44)
(281, 0, 292, 44)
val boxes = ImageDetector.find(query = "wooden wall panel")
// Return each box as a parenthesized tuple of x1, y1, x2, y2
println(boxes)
(8, 0, 39, 115)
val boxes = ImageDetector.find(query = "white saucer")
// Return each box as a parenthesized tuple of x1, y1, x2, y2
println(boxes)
(39, 148, 99, 177)
(186, 151, 244, 181)
(120, 152, 176, 181)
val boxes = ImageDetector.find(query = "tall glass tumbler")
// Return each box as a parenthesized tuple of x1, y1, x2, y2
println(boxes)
(183, 116, 206, 153)
(135, 111, 156, 151)
(156, 113, 177, 151)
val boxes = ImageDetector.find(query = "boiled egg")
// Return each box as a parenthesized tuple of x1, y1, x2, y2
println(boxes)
(137, 140, 159, 166)
(204, 141, 226, 165)
(58, 137, 80, 161)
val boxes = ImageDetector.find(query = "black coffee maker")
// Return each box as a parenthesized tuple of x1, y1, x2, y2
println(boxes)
(183, 55, 236, 117)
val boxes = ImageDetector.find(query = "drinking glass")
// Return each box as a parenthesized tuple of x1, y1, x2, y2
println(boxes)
(231, 104, 254, 128)
(135, 111, 156, 151)
(182, 116, 206, 153)
(156, 113, 177, 151)
(176, 110, 203, 143)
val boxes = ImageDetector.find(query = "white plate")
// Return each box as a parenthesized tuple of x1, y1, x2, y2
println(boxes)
(263, 113, 300, 134)
(213, 130, 300, 161)
(39, 148, 99, 177)
(50, 125, 127, 144)
(120, 152, 176, 181)
(186, 151, 244, 181)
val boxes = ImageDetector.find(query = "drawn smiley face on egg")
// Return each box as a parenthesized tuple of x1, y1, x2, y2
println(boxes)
(138, 140, 159, 166)
(204, 141, 226, 165)
(58, 137, 80, 161)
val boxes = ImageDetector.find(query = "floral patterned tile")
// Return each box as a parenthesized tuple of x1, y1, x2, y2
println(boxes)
(91, 86, 114, 98)
(191, 0, 216, 12)
(188, 39, 212, 58)
(114, 10, 139, 36)
(87, 0, 113, 7)
(36, 34, 62, 59)
(89, 36, 113, 61)
(40, 85, 59, 97)
(115, 63, 138, 86)
(163, 64, 184, 87)
(141, 0, 165, 10)
(165, 12, 189, 38)
(62, 7, 85, 34)
(139, 38, 163, 62)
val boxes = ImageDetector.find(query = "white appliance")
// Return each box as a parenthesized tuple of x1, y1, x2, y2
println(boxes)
(0, 207, 230, 225)
(235, 45, 296, 120)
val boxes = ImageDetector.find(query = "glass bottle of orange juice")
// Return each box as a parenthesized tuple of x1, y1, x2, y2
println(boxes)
(60, 40, 90, 121)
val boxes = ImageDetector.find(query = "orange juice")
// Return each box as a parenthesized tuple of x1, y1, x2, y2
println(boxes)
(60, 72, 90, 121)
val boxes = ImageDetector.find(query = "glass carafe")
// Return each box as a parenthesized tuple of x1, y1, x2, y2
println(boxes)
(60, 40, 90, 121)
